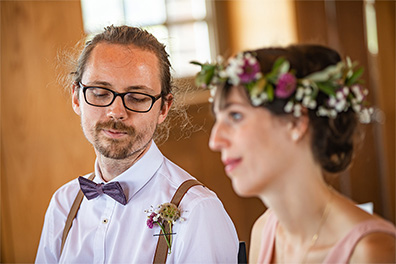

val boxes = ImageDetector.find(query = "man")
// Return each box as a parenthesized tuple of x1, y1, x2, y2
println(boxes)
(36, 25, 239, 263)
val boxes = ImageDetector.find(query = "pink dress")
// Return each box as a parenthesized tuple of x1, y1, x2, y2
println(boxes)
(257, 210, 396, 263)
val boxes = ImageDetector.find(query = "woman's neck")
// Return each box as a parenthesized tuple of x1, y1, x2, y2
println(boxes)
(260, 163, 333, 240)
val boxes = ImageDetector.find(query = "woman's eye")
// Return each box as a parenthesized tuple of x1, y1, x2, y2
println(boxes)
(229, 112, 242, 121)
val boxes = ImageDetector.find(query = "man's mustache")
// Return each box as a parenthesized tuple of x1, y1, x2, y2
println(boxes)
(95, 120, 135, 135)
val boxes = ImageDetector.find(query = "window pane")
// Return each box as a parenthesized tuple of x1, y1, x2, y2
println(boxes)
(124, 0, 167, 26)
(166, 0, 206, 22)
(81, 0, 125, 34)
(143, 25, 170, 52)
(168, 21, 210, 77)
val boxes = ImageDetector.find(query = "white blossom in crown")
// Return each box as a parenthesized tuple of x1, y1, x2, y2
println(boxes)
(191, 53, 373, 123)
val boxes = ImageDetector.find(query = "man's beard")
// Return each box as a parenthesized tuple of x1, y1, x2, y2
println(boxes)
(91, 120, 154, 160)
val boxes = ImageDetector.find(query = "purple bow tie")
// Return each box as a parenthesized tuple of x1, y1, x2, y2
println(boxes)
(78, 176, 127, 205)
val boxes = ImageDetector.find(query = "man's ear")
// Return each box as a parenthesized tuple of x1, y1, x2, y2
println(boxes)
(72, 83, 81, 116)
(158, 94, 173, 124)
(287, 109, 309, 142)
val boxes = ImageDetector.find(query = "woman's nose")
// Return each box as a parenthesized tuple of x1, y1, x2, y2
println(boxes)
(107, 96, 128, 120)
(209, 121, 229, 151)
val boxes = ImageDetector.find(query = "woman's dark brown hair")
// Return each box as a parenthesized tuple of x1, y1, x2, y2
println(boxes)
(218, 44, 358, 173)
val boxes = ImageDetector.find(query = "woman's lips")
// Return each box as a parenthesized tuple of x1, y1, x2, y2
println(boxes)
(223, 158, 242, 173)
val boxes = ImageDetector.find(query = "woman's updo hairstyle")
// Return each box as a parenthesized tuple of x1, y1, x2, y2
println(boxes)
(253, 44, 358, 173)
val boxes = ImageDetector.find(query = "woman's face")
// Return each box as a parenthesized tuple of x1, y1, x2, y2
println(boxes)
(209, 86, 294, 197)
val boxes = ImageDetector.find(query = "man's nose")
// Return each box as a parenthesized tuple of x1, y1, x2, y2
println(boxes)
(107, 96, 127, 120)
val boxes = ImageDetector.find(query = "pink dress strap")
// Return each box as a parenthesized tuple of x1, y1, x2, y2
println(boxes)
(323, 219, 396, 263)
(257, 210, 278, 263)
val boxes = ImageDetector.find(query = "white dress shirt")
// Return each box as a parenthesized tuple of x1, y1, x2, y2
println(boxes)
(35, 142, 239, 263)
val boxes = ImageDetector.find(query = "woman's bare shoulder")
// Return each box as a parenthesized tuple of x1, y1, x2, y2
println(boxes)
(249, 209, 272, 263)
(252, 209, 272, 230)
(350, 231, 396, 263)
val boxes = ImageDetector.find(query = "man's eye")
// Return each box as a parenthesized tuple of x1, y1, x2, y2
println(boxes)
(127, 94, 150, 103)
(91, 88, 110, 97)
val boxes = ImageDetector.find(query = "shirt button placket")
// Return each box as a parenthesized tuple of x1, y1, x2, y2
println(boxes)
(93, 198, 116, 264)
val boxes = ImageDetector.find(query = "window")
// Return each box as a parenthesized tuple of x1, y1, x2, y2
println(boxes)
(80, 0, 215, 77)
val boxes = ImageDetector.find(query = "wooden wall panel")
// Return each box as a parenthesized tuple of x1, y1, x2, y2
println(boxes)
(373, 0, 395, 222)
(333, 0, 383, 214)
(1, 1, 92, 262)
(294, 1, 329, 45)
(294, 0, 394, 223)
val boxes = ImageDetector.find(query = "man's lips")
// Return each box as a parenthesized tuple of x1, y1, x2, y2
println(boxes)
(222, 158, 242, 173)
(103, 129, 128, 139)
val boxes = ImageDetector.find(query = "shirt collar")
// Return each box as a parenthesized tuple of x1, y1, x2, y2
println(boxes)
(93, 141, 164, 203)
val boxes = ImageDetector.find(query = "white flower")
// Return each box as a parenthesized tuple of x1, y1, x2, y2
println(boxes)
(296, 87, 304, 101)
(302, 96, 311, 107)
(317, 106, 328, 117)
(293, 104, 302, 117)
(251, 96, 264, 106)
(352, 85, 364, 102)
(219, 70, 227, 79)
(255, 72, 263, 79)
(301, 79, 310, 87)
(335, 99, 347, 112)
(308, 100, 317, 109)
(352, 103, 361, 112)
(328, 96, 337, 107)
(284, 101, 294, 113)
(343, 87, 349, 95)
(359, 108, 371, 123)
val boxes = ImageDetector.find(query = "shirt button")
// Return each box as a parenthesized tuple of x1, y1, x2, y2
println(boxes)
(103, 219, 108, 224)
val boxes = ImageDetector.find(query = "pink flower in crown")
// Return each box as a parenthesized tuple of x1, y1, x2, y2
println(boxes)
(238, 56, 261, 84)
(275, 73, 297, 98)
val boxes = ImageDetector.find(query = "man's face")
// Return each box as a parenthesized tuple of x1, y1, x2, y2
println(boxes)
(72, 43, 171, 160)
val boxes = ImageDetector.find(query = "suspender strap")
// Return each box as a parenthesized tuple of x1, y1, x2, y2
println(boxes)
(153, 179, 203, 264)
(60, 175, 203, 262)
(60, 173, 95, 255)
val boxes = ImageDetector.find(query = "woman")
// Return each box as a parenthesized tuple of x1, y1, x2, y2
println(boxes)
(192, 45, 395, 263)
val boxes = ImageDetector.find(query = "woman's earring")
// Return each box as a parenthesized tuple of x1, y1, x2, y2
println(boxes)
(292, 131, 300, 141)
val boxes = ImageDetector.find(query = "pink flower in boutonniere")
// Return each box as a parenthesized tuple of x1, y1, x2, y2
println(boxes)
(145, 203, 184, 254)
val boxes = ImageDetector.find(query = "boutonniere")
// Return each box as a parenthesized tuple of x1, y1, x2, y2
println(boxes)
(145, 203, 184, 254)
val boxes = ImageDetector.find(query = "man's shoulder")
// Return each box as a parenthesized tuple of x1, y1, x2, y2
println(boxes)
(159, 158, 222, 208)
(48, 176, 82, 211)
(159, 158, 215, 193)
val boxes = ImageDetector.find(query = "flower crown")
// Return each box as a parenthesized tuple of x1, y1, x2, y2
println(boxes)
(191, 52, 373, 123)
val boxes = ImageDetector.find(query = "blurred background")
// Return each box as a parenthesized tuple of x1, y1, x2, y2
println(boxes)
(1, 0, 394, 262)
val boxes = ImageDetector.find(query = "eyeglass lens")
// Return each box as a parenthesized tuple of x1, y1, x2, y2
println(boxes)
(85, 87, 155, 112)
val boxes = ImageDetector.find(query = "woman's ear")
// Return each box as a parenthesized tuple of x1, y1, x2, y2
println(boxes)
(287, 109, 309, 142)
(72, 83, 81, 116)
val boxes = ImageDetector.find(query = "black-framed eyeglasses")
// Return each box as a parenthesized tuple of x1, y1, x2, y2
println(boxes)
(78, 82, 162, 113)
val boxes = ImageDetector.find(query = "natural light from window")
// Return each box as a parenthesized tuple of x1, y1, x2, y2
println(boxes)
(80, 0, 212, 78)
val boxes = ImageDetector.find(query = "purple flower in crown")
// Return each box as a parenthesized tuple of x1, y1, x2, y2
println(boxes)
(238, 55, 261, 84)
(275, 73, 297, 98)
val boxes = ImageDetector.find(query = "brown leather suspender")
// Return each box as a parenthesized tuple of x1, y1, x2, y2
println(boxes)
(152, 179, 203, 263)
(60, 175, 203, 264)
(60, 173, 95, 255)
